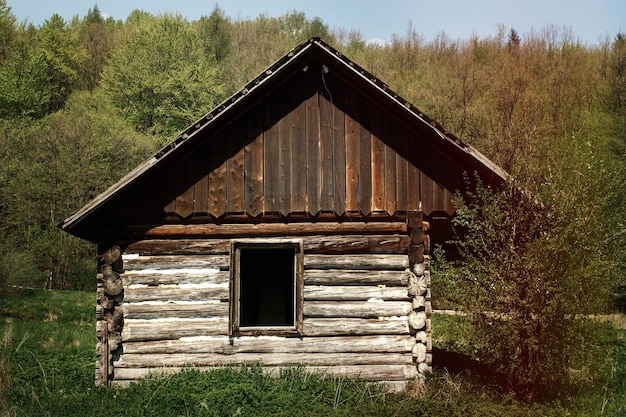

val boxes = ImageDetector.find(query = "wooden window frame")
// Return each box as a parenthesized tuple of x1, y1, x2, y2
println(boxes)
(229, 239, 304, 337)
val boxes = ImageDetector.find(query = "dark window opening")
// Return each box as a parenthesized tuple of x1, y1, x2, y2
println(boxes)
(239, 248, 295, 327)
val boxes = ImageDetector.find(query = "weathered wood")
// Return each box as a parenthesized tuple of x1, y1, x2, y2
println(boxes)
(122, 255, 230, 271)
(124, 222, 408, 239)
(304, 285, 408, 301)
(208, 140, 227, 217)
(302, 317, 409, 336)
(102, 266, 123, 296)
(115, 352, 412, 368)
(175, 163, 195, 218)
(319, 82, 335, 212)
(304, 254, 408, 270)
(264, 93, 280, 212)
(226, 123, 245, 213)
(410, 229, 425, 245)
(122, 318, 229, 342)
(345, 100, 359, 212)
(371, 121, 385, 211)
(193, 153, 209, 215)
(384, 124, 397, 215)
(306, 76, 320, 215)
(120, 301, 228, 319)
(395, 124, 408, 210)
(122, 335, 415, 355)
(113, 364, 417, 382)
(124, 235, 410, 256)
(358, 100, 372, 216)
(122, 286, 229, 303)
(291, 96, 307, 213)
(303, 301, 412, 318)
(408, 244, 425, 265)
(101, 246, 122, 265)
(244, 107, 264, 216)
(304, 269, 410, 286)
(124, 239, 230, 255)
(406, 210, 423, 230)
(121, 269, 229, 286)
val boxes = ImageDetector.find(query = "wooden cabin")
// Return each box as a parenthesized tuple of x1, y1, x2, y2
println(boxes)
(60, 38, 507, 390)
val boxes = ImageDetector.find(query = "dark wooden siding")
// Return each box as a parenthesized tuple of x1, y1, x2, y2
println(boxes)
(130, 68, 466, 223)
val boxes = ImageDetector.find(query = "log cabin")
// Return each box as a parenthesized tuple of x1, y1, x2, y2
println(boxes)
(60, 38, 507, 390)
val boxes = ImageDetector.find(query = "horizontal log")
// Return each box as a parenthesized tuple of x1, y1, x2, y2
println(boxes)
(122, 269, 229, 286)
(123, 222, 408, 239)
(122, 254, 230, 271)
(121, 318, 229, 342)
(123, 235, 410, 255)
(124, 252, 408, 271)
(304, 254, 408, 270)
(120, 301, 228, 319)
(302, 317, 409, 336)
(122, 335, 415, 355)
(304, 301, 412, 318)
(304, 285, 408, 301)
(122, 286, 229, 303)
(113, 364, 417, 382)
(304, 269, 409, 286)
(124, 239, 231, 255)
(114, 352, 413, 368)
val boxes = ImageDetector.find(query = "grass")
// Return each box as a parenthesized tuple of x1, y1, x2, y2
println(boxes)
(1, 288, 624, 416)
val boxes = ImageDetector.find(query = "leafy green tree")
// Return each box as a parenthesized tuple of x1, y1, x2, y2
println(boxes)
(0, 0, 16, 63)
(1, 90, 155, 289)
(0, 14, 87, 120)
(101, 13, 226, 144)
(195, 5, 231, 62)
(76, 5, 120, 90)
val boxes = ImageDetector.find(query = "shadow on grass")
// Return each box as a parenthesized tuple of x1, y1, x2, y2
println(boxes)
(432, 347, 507, 393)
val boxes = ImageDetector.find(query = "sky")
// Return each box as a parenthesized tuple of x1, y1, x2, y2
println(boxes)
(6, 0, 625, 46)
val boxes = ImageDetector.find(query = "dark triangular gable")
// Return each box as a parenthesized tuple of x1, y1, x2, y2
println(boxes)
(60, 38, 507, 243)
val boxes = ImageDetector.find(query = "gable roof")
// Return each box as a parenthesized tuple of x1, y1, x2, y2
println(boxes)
(60, 38, 508, 243)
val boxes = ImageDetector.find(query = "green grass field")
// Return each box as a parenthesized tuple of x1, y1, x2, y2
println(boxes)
(1, 288, 624, 417)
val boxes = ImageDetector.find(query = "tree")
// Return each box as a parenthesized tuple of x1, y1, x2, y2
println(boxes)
(101, 13, 226, 144)
(76, 5, 120, 90)
(0, 0, 17, 63)
(0, 14, 87, 120)
(0, 90, 155, 289)
(195, 5, 231, 62)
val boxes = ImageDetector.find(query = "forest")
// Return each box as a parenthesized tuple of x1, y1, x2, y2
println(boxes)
(0, 1, 622, 292)
(0, 1, 624, 403)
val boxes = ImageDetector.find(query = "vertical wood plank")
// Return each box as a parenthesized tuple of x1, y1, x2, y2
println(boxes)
(371, 115, 385, 212)
(264, 97, 280, 213)
(227, 124, 245, 213)
(279, 96, 291, 217)
(193, 144, 209, 215)
(433, 152, 445, 214)
(395, 124, 408, 211)
(358, 101, 372, 216)
(420, 143, 434, 215)
(332, 76, 346, 216)
(306, 75, 320, 216)
(163, 168, 177, 215)
(384, 118, 397, 215)
(244, 107, 264, 217)
(407, 130, 421, 212)
(319, 80, 334, 212)
(176, 161, 195, 218)
(345, 92, 359, 212)
(291, 93, 307, 213)
(208, 135, 227, 217)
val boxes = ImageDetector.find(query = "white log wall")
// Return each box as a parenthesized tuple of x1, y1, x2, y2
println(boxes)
(112, 233, 420, 386)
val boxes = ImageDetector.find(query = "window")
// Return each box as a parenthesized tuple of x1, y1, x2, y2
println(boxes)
(230, 240, 303, 336)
